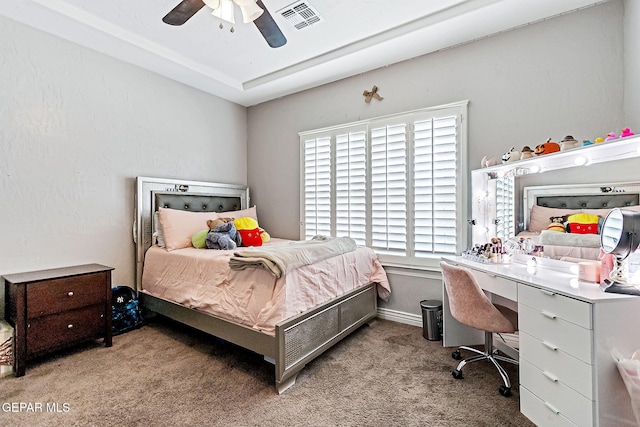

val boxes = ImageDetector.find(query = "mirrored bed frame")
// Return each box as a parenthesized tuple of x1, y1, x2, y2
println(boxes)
(133, 177, 379, 393)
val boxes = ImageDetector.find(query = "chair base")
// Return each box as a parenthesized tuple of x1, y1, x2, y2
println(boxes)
(451, 331, 518, 397)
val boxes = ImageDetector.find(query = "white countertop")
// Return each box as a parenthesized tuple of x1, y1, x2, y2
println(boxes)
(442, 254, 638, 304)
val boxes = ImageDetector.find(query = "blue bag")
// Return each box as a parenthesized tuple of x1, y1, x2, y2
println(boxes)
(111, 286, 144, 335)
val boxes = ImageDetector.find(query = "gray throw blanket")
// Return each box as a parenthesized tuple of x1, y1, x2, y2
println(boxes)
(229, 236, 357, 278)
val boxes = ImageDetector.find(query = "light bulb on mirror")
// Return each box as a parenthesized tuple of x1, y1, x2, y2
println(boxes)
(574, 156, 587, 166)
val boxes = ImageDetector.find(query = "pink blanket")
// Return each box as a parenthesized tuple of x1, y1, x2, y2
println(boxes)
(141, 239, 390, 335)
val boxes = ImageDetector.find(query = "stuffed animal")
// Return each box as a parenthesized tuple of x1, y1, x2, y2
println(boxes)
(233, 217, 269, 246)
(501, 147, 520, 163)
(480, 155, 498, 168)
(520, 146, 534, 160)
(205, 218, 242, 250)
(534, 138, 560, 156)
(559, 135, 579, 151)
(547, 216, 567, 233)
(620, 128, 635, 138)
(605, 132, 618, 142)
(582, 139, 593, 146)
(566, 213, 600, 234)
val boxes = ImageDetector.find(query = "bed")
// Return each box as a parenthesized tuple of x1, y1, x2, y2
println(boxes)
(133, 177, 390, 393)
(518, 182, 640, 261)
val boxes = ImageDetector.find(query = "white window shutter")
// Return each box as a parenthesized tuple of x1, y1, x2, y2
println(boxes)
(300, 101, 467, 267)
(370, 124, 407, 255)
(414, 115, 457, 256)
(303, 136, 332, 239)
(335, 131, 367, 245)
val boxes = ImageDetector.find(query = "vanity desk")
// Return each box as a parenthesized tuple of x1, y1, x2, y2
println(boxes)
(441, 255, 640, 427)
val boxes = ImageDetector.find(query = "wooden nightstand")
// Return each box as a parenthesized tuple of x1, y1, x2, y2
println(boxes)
(3, 264, 113, 377)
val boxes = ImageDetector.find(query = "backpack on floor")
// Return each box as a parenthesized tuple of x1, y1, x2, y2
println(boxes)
(111, 286, 144, 335)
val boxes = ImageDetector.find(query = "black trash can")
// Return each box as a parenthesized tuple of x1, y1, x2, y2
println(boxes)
(420, 300, 442, 341)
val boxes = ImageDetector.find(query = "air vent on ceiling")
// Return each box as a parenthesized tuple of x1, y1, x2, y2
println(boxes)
(278, 2, 323, 30)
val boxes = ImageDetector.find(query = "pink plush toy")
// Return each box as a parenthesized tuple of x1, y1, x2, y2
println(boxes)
(620, 128, 635, 138)
(604, 132, 618, 142)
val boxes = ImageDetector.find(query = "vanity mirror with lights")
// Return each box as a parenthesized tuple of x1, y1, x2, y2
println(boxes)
(445, 134, 640, 426)
(469, 134, 640, 255)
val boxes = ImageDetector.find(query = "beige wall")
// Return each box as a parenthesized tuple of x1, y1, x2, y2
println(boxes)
(247, 1, 629, 319)
(0, 16, 247, 317)
(625, 0, 640, 128)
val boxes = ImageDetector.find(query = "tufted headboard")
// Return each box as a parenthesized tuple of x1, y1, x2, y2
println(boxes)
(523, 182, 640, 230)
(154, 193, 241, 213)
(134, 177, 249, 290)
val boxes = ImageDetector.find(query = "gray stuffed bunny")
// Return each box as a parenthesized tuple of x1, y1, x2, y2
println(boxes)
(206, 220, 242, 250)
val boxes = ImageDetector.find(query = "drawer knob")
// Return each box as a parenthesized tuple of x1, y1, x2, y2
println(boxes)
(67, 291, 74, 297)
(540, 289, 556, 297)
(544, 401, 560, 415)
(67, 324, 74, 329)
(542, 341, 558, 351)
(541, 310, 557, 320)
(542, 371, 559, 382)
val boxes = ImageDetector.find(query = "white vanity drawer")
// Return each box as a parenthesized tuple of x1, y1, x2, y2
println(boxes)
(519, 331, 593, 399)
(520, 387, 578, 427)
(518, 304, 593, 364)
(472, 270, 517, 300)
(518, 283, 591, 329)
(520, 359, 594, 427)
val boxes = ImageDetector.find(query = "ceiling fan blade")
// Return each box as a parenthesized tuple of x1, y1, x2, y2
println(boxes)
(163, 0, 206, 26)
(253, 0, 287, 48)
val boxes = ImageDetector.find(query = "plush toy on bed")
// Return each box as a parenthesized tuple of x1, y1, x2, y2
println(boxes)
(546, 215, 567, 233)
(205, 218, 242, 250)
(233, 217, 270, 247)
(566, 213, 600, 234)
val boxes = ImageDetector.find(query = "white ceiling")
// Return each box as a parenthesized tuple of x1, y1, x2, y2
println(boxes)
(1, 0, 606, 107)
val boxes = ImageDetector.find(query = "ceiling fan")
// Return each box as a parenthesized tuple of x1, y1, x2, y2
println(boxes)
(163, 0, 287, 48)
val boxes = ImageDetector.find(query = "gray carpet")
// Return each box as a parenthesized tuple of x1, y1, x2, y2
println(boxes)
(1, 317, 534, 426)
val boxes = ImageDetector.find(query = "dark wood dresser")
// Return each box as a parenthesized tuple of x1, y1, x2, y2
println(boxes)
(3, 264, 113, 376)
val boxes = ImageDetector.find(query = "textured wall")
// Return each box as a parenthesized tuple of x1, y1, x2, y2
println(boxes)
(247, 1, 627, 317)
(625, 0, 640, 129)
(0, 17, 247, 317)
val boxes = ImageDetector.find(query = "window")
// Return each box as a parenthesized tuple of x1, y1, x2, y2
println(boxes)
(300, 101, 468, 267)
(496, 175, 516, 240)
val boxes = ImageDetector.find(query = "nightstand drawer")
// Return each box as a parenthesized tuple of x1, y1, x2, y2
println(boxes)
(27, 273, 107, 318)
(518, 304, 592, 364)
(4, 263, 113, 377)
(27, 305, 106, 356)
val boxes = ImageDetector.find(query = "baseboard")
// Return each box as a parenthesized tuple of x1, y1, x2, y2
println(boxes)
(377, 307, 422, 328)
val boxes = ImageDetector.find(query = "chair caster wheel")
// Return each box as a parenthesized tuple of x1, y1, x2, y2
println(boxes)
(499, 385, 512, 397)
(452, 350, 461, 360)
(452, 369, 463, 379)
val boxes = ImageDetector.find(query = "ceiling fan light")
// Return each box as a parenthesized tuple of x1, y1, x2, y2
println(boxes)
(211, 0, 235, 24)
(235, 0, 264, 23)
